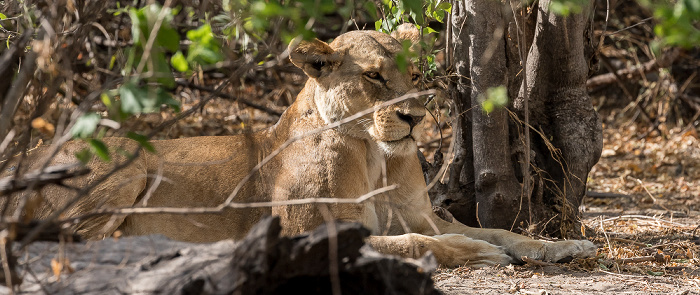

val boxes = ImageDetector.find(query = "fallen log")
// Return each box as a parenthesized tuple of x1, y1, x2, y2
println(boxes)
(4, 216, 440, 294)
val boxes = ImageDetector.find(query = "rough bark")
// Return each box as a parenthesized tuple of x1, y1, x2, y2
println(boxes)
(465, 0, 523, 230)
(430, 0, 603, 237)
(4, 217, 439, 294)
(514, 0, 603, 237)
(428, 0, 479, 227)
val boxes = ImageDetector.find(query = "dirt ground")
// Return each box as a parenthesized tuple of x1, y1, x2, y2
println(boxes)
(432, 121, 700, 294)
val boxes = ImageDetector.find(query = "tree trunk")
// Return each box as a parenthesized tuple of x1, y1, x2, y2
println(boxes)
(427, 0, 478, 227)
(516, 0, 603, 237)
(429, 0, 602, 238)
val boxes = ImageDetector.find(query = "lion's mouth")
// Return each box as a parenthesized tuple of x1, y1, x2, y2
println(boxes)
(384, 135, 414, 143)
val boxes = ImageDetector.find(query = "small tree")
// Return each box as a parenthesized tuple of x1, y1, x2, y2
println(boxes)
(427, 0, 603, 238)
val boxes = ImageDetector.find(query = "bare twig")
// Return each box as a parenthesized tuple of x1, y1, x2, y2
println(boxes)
(600, 216, 613, 259)
(175, 80, 283, 116)
(586, 49, 680, 89)
(521, 256, 555, 266)
(616, 255, 664, 264)
(510, 0, 532, 229)
(585, 191, 632, 199)
(134, 0, 173, 75)
(0, 232, 17, 290)
(610, 238, 649, 247)
(605, 17, 653, 37)
(599, 215, 694, 229)
(0, 164, 90, 194)
(61, 184, 398, 225)
(317, 204, 341, 295)
(0, 50, 36, 143)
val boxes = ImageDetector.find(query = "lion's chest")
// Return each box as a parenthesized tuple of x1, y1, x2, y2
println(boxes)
(365, 141, 385, 190)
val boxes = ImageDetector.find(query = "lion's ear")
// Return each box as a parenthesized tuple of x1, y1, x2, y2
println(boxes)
(391, 23, 421, 53)
(289, 38, 337, 79)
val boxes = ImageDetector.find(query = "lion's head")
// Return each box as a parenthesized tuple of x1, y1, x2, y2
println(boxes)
(289, 25, 425, 156)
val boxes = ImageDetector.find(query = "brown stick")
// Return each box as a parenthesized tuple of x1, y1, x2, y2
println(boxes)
(176, 80, 284, 117)
(586, 49, 680, 89)
(616, 255, 664, 264)
(585, 191, 631, 199)
(0, 164, 90, 194)
(521, 256, 555, 266)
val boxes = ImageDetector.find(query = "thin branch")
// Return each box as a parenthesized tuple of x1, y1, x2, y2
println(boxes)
(585, 191, 631, 199)
(605, 17, 653, 37)
(0, 164, 90, 194)
(616, 255, 663, 264)
(134, 0, 173, 75)
(521, 256, 555, 266)
(0, 50, 36, 142)
(61, 184, 398, 223)
(0, 235, 16, 290)
(317, 204, 341, 295)
(586, 49, 679, 89)
(175, 80, 283, 117)
(599, 215, 694, 229)
(510, 0, 532, 229)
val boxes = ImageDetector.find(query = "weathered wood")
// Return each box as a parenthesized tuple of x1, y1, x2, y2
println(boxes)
(3, 217, 439, 295)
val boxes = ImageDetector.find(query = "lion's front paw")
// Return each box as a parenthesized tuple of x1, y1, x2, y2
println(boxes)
(543, 239, 597, 263)
(507, 239, 597, 263)
(431, 234, 513, 268)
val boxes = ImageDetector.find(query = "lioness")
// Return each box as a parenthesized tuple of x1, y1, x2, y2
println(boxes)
(1, 26, 595, 267)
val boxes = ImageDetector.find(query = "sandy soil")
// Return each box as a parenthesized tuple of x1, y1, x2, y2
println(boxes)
(432, 123, 700, 294)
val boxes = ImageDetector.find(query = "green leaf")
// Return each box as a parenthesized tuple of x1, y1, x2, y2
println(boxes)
(88, 139, 111, 162)
(171, 51, 189, 72)
(187, 46, 224, 65)
(436, 2, 452, 14)
(157, 26, 180, 52)
(109, 54, 117, 70)
(74, 149, 93, 164)
(184, 24, 224, 66)
(100, 93, 112, 108)
(400, 0, 424, 25)
(127, 132, 156, 153)
(119, 81, 180, 114)
(119, 82, 144, 114)
(150, 51, 176, 88)
(549, 0, 584, 16)
(0, 12, 6, 29)
(128, 8, 145, 45)
(71, 113, 102, 138)
(481, 86, 508, 114)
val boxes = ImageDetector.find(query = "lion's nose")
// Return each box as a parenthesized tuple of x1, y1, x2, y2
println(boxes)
(396, 111, 424, 129)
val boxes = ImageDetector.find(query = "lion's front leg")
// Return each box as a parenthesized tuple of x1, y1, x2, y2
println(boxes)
(367, 234, 512, 268)
(437, 219, 597, 264)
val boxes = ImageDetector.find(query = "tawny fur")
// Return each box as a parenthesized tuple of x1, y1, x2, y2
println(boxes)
(1, 28, 596, 267)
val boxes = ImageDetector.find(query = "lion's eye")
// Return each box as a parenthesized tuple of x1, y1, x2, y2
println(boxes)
(364, 71, 382, 80)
